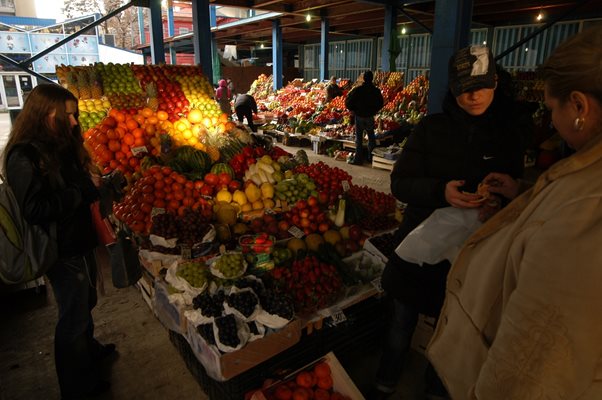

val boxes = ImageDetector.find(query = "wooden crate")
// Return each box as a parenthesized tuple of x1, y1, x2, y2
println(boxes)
(372, 155, 395, 171)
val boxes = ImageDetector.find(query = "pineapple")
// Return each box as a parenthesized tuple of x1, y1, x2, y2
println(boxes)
(146, 82, 159, 111)
(66, 71, 79, 98)
(77, 70, 91, 100)
(203, 129, 228, 162)
(88, 68, 103, 99)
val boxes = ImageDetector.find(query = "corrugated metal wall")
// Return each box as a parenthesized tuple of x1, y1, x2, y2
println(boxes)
(303, 19, 593, 81)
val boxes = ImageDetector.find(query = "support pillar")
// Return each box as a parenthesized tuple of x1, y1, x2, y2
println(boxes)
(272, 19, 283, 90)
(148, 0, 165, 64)
(320, 17, 329, 81)
(192, 0, 213, 82)
(381, 3, 398, 71)
(427, 0, 473, 114)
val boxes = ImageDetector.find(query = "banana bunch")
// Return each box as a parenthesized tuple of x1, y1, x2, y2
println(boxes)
(244, 155, 283, 186)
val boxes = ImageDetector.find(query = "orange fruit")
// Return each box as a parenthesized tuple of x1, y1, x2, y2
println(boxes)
(156, 110, 168, 121)
(141, 107, 154, 118)
(314, 362, 331, 378)
(295, 372, 313, 389)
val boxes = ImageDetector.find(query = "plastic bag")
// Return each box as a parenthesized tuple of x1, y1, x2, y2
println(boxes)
(395, 207, 482, 266)
(107, 230, 142, 288)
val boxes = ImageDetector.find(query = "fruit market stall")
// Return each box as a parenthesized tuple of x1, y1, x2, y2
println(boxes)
(246, 72, 428, 169)
(58, 62, 402, 399)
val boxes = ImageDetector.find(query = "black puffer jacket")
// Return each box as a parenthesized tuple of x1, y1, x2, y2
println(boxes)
(381, 90, 527, 315)
(345, 83, 384, 117)
(6, 143, 98, 260)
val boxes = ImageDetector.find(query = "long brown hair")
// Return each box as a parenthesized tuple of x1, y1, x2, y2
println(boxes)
(539, 26, 602, 104)
(1, 83, 91, 175)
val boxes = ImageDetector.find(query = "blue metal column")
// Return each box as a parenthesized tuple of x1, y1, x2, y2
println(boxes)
(427, 0, 473, 114)
(210, 6, 221, 84)
(381, 3, 397, 71)
(167, 1, 177, 64)
(148, 0, 165, 64)
(272, 19, 283, 90)
(192, 0, 213, 82)
(138, 7, 146, 45)
(320, 17, 329, 81)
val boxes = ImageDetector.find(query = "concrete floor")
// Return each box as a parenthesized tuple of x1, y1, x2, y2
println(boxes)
(0, 113, 431, 400)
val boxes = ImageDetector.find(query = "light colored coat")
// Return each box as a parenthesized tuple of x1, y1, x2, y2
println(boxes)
(427, 129, 602, 400)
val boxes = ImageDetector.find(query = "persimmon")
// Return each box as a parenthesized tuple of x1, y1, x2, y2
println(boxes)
(274, 385, 292, 400)
(314, 362, 331, 379)
(126, 118, 139, 131)
(313, 388, 330, 400)
(292, 387, 310, 400)
(317, 376, 333, 390)
(295, 371, 313, 388)
(141, 107, 154, 118)
(156, 110, 169, 121)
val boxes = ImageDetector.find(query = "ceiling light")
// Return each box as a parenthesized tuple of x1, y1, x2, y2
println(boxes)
(525, 47, 529, 52)
(401, 27, 407, 35)
(260, 43, 264, 49)
(306, 14, 311, 22)
(536, 9, 544, 21)
(482, 41, 487, 45)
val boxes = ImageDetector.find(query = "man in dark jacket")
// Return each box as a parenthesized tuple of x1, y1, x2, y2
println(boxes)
(234, 93, 258, 132)
(369, 46, 529, 400)
(345, 70, 384, 164)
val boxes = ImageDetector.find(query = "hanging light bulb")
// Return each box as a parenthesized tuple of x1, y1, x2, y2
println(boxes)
(401, 26, 407, 35)
(260, 43, 265, 49)
(306, 14, 311, 22)
(536, 9, 544, 21)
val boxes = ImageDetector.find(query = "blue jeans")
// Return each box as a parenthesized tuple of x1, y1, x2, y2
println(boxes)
(46, 252, 102, 398)
(354, 115, 376, 162)
(375, 298, 447, 396)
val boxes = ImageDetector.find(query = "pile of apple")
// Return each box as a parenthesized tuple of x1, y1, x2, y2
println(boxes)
(293, 162, 352, 206)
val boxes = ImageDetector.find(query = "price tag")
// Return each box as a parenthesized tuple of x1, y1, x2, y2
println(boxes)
(371, 277, 383, 293)
(130, 146, 148, 156)
(180, 246, 192, 260)
(151, 207, 166, 217)
(341, 180, 350, 192)
(328, 307, 347, 326)
(288, 225, 305, 238)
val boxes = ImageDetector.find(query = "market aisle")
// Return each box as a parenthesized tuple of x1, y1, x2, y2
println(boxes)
(0, 246, 208, 400)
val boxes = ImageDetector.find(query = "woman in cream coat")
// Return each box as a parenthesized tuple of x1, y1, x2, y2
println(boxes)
(427, 27, 602, 400)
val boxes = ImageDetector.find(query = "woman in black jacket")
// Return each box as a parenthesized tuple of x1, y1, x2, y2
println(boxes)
(1, 84, 116, 400)
(370, 46, 528, 399)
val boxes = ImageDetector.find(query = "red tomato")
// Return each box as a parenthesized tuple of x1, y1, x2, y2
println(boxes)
(203, 173, 219, 186)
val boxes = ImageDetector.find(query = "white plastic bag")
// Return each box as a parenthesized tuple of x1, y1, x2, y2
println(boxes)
(395, 207, 482, 266)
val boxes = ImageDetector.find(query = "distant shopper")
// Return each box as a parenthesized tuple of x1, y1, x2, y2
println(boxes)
(345, 70, 384, 165)
(234, 93, 258, 132)
(215, 78, 232, 116)
(325, 76, 343, 103)
(1, 84, 124, 400)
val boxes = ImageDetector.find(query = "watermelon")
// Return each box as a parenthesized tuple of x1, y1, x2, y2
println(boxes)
(210, 162, 235, 179)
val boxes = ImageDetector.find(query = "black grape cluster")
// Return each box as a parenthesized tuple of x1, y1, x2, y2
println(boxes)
(150, 210, 212, 247)
(226, 291, 259, 318)
(368, 232, 397, 259)
(260, 291, 294, 320)
(177, 209, 212, 247)
(196, 323, 215, 345)
(248, 321, 260, 335)
(215, 314, 240, 347)
(192, 291, 226, 318)
(235, 277, 265, 297)
(151, 212, 178, 239)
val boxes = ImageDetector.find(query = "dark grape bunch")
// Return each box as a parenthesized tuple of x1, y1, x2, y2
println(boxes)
(150, 209, 212, 247)
(235, 276, 265, 297)
(260, 291, 294, 320)
(192, 291, 226, 318)
(247, 321, 260, 335)
(368, 232, 397, 259)
(151, 213, 178, 238)
(215, 314, 240, 348)
(197, 323, 216, 345)
(226, 291, 259, 318)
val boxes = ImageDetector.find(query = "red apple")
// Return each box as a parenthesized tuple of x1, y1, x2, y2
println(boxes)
(348, 225, 362, 241)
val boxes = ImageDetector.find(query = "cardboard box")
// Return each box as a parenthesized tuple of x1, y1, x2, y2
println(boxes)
(185, 317, 302, 381)
(153, 279, 189, 335)
(251, 351, 365, 400)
